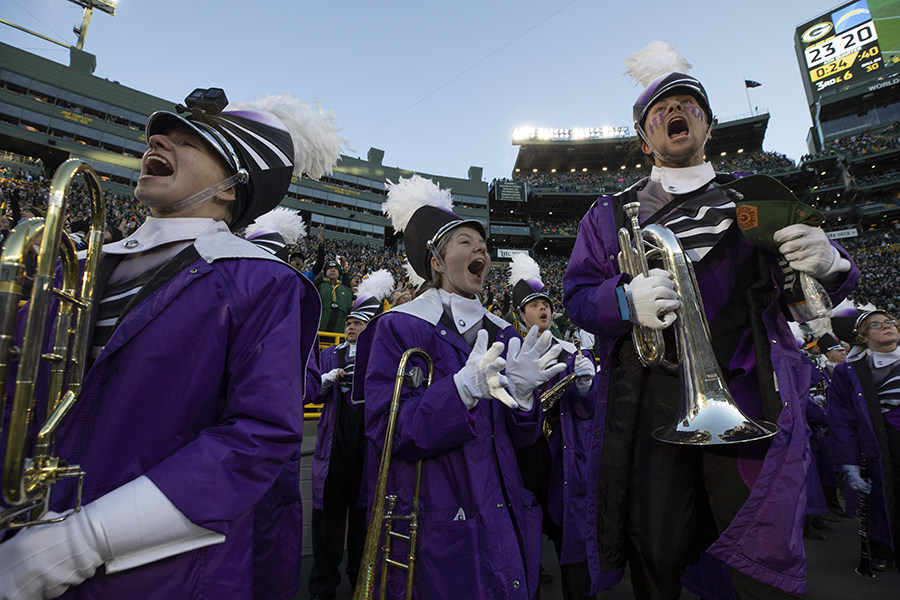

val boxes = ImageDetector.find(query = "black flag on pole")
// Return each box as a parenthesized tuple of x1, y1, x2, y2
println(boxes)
(745, 80, 762, 88)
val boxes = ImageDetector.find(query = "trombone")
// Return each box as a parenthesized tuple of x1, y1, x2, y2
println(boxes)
(0, 159, 105, 528)
(355, 348, 433, 600)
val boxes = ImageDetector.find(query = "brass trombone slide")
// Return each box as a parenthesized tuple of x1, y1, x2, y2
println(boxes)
(355, 348, 433, 600)
(0, 159, 106, 528)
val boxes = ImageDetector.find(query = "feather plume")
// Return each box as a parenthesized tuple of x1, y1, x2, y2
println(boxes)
(245, 207, 306, 244)
(403, 259, 426, 287)
(382, 174, 454, 232)
(357, 269, 394, 301)
(508, 253, 541, 288)
(623, 41, 693, 87)
(227, 92, 347, 179)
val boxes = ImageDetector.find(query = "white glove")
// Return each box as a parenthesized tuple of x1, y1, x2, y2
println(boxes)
(842, 464, 872, 495)
(774, 224, 850, 282)
(0, 476, 223, 600)
(623, 269, 679, 330)
(321, 368, 345, 386)
(505, 327, 567, 411)
(573, 353, 595, 396)
(0, 506, 110, 600)
(453, 329, 512, 409)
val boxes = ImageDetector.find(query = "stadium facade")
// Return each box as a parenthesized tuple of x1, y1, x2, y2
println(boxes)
(0, 41, 489, 252)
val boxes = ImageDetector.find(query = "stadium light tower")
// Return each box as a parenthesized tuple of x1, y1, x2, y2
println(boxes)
(72, 0, 118, 50)
(0, 0, 116, 50)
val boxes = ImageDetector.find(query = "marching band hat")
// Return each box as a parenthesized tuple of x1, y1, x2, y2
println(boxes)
(508, 253, 552, 318)
(816, 333, 843, 354)
(347, 269, 394, 323)
(624, 42, 713, 135)
(831, 307, 861, 345)
(383, 175, 486, 281)
(146, 88, 343, 230)
(244, 207, 306, 262)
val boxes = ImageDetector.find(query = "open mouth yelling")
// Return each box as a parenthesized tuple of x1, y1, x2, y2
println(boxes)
(667, 116, 690, 140)
(467, 257, 486, 280)
(143, 155, 174, 177)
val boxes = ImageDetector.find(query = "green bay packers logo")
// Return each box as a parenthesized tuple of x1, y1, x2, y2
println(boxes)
(736, 205, 758, 231)
(802, 22, 833, 43)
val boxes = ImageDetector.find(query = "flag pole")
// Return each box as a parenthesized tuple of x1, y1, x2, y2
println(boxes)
(745, 77, 753, 114)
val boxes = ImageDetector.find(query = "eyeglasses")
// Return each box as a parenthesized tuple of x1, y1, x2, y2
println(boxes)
(868, 320, 898, 330)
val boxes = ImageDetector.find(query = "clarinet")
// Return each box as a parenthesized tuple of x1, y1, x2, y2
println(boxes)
(855, 453, 875, 577)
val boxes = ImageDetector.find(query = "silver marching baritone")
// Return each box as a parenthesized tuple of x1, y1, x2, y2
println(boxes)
(0, 159, 106, 529)
(617, 201, 778, 445)
(355, 348, 434, 600)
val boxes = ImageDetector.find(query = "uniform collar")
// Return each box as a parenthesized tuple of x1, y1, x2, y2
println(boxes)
(438, 288, 484, 335)
(868, 346, 900, 368)
(104, 217, 218, 255)
(650, 162, 715, 195)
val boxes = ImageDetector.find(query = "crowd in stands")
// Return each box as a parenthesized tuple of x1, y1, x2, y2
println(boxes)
(1, 159, 898, 317)
(709, 150, 796, 175)
(802, 122, 900, 161)
(515, 150, 800, 195)
(534, 218, 580, 236)
(842, 230, 900, 312)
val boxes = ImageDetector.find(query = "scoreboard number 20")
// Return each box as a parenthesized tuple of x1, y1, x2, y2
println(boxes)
(805, 21, 877, 69)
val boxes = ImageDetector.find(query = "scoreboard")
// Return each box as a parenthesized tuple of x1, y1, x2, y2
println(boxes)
(795, 0, 900, 103)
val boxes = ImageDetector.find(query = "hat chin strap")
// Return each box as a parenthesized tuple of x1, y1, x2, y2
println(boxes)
(637, 119, 715, 167)
(153, 169, 248, 216)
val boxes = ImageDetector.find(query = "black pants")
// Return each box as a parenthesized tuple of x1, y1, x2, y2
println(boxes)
(309, 401, 367, 599)
(886, 421, 900, 572)
(625, 369, 802, 600)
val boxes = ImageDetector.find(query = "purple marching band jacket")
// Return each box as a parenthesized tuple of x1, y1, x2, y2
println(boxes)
(563, 180, 859, 595)
(353, 287, 544, 600)
(4, 221, 320, 600)
(310, 341, 367, 511)
(541, 340, 596, 565)
(827, 357, 896, 550)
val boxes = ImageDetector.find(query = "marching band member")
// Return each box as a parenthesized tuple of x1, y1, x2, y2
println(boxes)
(509, 254, 597, 600)
(308, 269, 393, 600)
(353, 174, 565, 599)
(563, 42, 858, 598)
(0, 88, 343, 599)
(828, 310, 900, 573)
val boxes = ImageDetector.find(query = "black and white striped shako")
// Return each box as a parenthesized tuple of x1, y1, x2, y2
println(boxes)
(145, 89, 343, 230)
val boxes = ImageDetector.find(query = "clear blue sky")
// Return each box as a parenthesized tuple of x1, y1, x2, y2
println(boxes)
(2, 0, 849, 180)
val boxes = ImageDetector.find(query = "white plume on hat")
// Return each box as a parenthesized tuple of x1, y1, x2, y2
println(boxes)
(227, 92, 346, 179)
(403, 259, 425, 287)
(245, 207, 307, 243)
(508, 253, 541, 288)
(382, 174, 453, 233)
(358, 269, 394, 301)
(623, 41, 693, 87)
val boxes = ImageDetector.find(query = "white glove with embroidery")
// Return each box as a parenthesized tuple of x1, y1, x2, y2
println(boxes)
(573, 353, 595, 396)
(624, 269, 679, 329)
(453, 329, 512, 409)
(842, 464, 872, 495)
(774, 224, 850, 282)
(321, 368, 345, 387)
(505, 326, 567, 411)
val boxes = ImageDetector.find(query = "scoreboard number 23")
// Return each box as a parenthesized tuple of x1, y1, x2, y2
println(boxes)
(805, 21, 877, 69)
